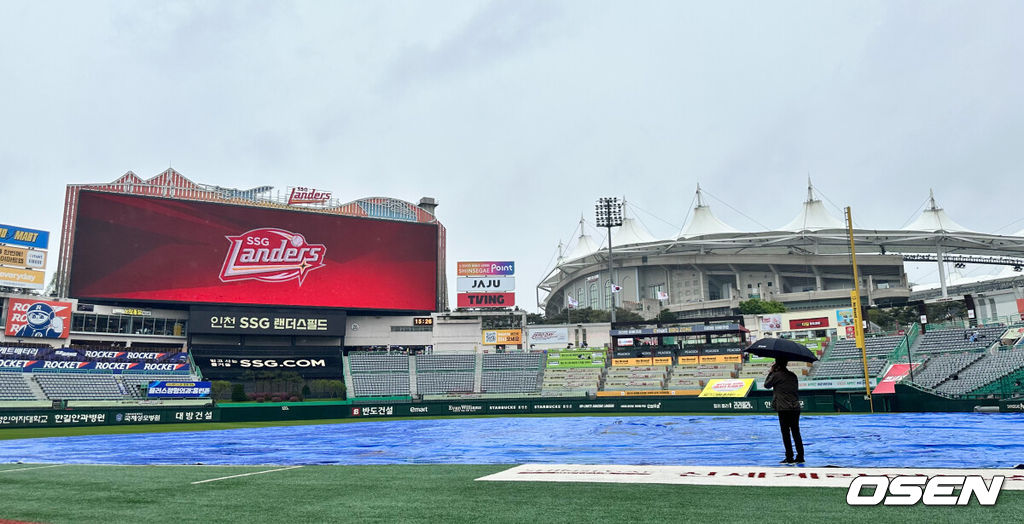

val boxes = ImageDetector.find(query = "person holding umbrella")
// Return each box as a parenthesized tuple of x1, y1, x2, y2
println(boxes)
(764, 358, 803, 464)
(745, 338, 817, 464)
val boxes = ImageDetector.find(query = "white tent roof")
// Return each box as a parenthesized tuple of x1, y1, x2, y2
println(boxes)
(564, 231, 601, 261)
(612, 216, 658, 246)
(902, 190, 972, 232)
(780, 180, 845, 231)
(678, 185, 739, 239)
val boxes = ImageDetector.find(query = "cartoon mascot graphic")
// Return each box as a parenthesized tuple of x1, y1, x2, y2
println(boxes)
(16, 302, 65, 338)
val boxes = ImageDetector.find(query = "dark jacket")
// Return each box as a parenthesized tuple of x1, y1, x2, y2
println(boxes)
(764, 368, 801, 411)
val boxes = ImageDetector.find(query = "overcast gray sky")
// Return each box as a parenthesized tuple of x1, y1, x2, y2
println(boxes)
(1, 1, 1022, 311)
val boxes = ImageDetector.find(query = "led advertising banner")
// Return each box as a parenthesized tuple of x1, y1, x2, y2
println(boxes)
(0, 224, 49, 249)
(457, 261, 514, 276)
(68, 191, 438, 310)
(189, 306, 346, 336)
(5, 298, 72, 339)
(190, 348, 343, 379)
(146, 381, 212, 398)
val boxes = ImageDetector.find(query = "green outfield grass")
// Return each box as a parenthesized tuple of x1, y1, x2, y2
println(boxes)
(0, 463, 1020, 523)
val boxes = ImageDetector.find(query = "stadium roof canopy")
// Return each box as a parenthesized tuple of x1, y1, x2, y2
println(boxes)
(677, 184, 740, 239)
(540, 182, 1024, 298)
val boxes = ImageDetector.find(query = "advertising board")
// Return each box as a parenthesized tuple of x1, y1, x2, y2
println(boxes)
(0, 224, 49, 249)
(456, 277, 515, 292)
(789, 317, 830, 330)
(527, 327, 569, 345)
(0, 266, 45, 290)
(68, 191, 438, 310)
(0, 245, 46, 269)
(146, 381, 212, 398)
(4, 298, 72, 338)
(457, 293, 515, 308)
(190, 348, 342, 379)
(188, 306, 346, 336)
(698, 379, 755, 398)
(457, 261, 515, 276)
(482, 329, 522, 345)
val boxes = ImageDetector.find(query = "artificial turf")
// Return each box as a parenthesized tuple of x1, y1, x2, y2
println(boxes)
(0, 463, 1020, 523)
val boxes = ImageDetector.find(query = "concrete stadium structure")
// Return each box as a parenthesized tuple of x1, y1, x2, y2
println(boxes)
(538, 182, 1024, 319)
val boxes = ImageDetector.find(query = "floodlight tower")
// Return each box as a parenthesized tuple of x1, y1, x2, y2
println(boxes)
(595, 197, 624, 322)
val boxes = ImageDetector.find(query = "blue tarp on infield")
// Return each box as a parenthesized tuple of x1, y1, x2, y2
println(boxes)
(1, 413, 1021, 468)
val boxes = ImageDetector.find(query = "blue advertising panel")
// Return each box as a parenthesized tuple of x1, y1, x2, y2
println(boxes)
(146, 381, 212, 398)
(0, 224, 49, 249)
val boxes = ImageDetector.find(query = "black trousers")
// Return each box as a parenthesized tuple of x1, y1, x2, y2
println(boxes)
(777, 410, 803, 459)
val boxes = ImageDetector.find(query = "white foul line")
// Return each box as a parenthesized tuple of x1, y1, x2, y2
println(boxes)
(191, 465, 303, 485)
(0, 464, 64, 474)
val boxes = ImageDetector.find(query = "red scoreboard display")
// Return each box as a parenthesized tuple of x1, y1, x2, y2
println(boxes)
(68, 191, 438, 311)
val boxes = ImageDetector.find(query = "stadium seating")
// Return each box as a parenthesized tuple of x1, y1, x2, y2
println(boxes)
(414, 355, 476, 395)
(482, 353, 543, 371)
(416, 372, 474, 395)
(348, 353, 412, 397)
(352, 373, 410, 397)
(33, 374, 125, 400)
(0, 372, 38, 400)
(809, 358, 887, 380)
(915, 326, 1006, 354)
(481, 371, 539, 393)
(349, 354, 409, 373)
(935, 348, 1024, 395)
(480, 354, 543, 394)
(908, 352, 985, 389)
(826, 336, 902, 360)
(416, 355, 475, 371)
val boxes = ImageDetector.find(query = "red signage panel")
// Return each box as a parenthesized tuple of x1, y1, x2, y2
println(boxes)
(69, 191, 438, 311)
(5, 298, 72, 339)
(789, 317, 829, 330)
(457, 292, 515, 308)
(873, 363, 921, 394)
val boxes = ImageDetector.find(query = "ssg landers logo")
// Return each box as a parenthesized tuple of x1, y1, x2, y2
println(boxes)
(220, 228, 326, 286)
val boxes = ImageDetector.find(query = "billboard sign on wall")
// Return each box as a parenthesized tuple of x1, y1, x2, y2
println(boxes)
(457, 293, 515, 308)
(836, 308, 855, 327)
(789, 317, 829, 330)
(527, 328, 569, 345)
(0, 245, 47, 269)
(4, 298, 72, 339)
(68, 191, 438, 311)
(0, 224, 49, 249)
(456, 277, 515, 292)
(760, 314, 782, 331)
(0, 267, 45, 290)
(189, 307, 346, 336)
(189, 348, 342, 379)
(457, 261, 515, 276)
(482, 329, 522, 345)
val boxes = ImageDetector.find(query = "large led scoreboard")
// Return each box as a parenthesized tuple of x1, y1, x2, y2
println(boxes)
(66, 190, 440, 312)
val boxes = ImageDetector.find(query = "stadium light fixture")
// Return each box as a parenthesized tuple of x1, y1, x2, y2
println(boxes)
(595, 197, 623, 323)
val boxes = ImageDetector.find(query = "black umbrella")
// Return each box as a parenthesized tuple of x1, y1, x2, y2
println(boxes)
(745, 337, 819, 362)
